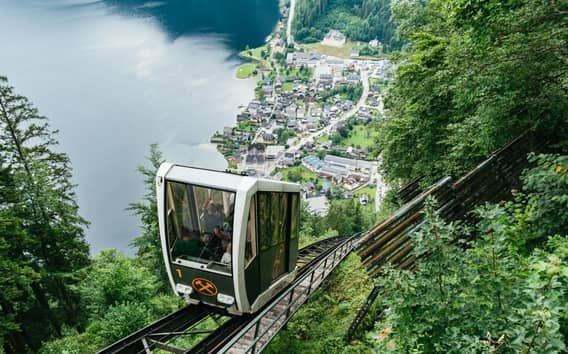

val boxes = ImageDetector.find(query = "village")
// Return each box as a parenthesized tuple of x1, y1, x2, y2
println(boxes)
(210, 5, 393, 216)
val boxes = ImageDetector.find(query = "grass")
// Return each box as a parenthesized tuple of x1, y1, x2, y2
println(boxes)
(354, 185, 376, 197)
(265, 253, 374, 353)
(281, 67, 314, 81)
(236, 121, 258, 132)
(236, 63, 257, 79)
(316, 134, 330, 143)
(279, 165, 320, 185)
(240, 45, 268, 61)
(339, 124, 380, 149)
(239, 45, 271, 70)
(281, 82, 296, 92)
(301, 41, 360, 59)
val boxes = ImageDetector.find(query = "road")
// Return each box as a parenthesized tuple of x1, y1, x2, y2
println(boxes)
(286, 0, 296, 47)
(371, 84, 387, 212)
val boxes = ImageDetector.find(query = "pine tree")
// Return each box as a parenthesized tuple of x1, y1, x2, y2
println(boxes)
(0, 76, 90, 351)
(128, 144, 169, 292)
(0, 159, 39, 353)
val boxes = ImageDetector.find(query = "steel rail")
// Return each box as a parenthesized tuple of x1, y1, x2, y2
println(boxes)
(100, 235, 354, 354)
(189, 235, 357, 353)
(98, 305, 212, 354)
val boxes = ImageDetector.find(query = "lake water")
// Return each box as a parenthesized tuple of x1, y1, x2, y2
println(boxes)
(0, 0, 279, 253)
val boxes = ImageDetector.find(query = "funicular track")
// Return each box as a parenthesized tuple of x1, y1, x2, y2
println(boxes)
(346, 131, 548, 340)
(100, 235, 358, 354)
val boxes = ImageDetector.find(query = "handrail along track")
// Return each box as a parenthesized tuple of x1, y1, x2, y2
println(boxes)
(346, 131, 547, 340)
(100, 235, 358, 354)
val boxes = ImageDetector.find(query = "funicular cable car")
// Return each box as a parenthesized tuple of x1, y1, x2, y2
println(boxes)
(156, 163, 301, 315)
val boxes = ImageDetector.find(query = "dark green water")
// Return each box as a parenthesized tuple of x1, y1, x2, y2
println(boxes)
(104, 0, 279, 50)
(0, 0, 279, 253)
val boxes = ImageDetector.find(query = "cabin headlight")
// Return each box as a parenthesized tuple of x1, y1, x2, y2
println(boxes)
(175, 283, 193, 295)
(217, 293, 235, 305)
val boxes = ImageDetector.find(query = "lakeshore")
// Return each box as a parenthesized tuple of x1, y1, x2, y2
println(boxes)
(0, 0, 279, 253)
(213, 1, 393, 215)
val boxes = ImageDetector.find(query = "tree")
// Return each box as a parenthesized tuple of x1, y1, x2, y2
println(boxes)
(379, 0, 567, 184)
(374, 156, 568, 352)
(128, 144, 170, 292)
(0, 76, 90, 351)
(0, 160, 38, 353)
(78, 249, 157, 317)
(41, 249, 181, 353)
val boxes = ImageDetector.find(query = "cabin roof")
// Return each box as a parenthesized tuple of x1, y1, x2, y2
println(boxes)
(162, 164, 300, 193)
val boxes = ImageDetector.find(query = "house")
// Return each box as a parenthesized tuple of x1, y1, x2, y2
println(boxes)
(324, 155, 374, 173)
(285, 51, 321, 68)
(369, 38, 381, 48)
(302, 155, 324, 171)
(306, 196, 329, 216)
(266, 145, 285, 160)
(319, 73, 333, 84)
(261, 84, 273, 95)
(246, 144, 266, 164)
(347, 74, 360, 83)
(262, 133, 275, 142)
(280, 157, 295, 167)
(237, 112, 251, 122)
(322, 30, 346, 47)
(321, 181, 333, 194)
(285, 104, 297, 119)
(223, 126, 233, 137)
(318, 165, 349, 181)
(306, 117, 318, 132)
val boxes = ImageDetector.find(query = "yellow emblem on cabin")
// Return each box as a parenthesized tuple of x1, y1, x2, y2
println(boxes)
(192, 278, 218, 296)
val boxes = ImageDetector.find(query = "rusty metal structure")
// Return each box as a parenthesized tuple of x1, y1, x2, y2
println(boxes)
(347, 132, 544, 340)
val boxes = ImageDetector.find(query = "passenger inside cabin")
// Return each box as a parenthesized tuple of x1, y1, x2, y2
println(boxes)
(207, 226, 231, 260)
(171, 228, 202, 259)
(221, 242, 232, 265)
(201, 200, 222, 234)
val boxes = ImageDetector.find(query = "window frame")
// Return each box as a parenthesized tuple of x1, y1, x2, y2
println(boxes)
(245, 194, 258, 269)
(164, 180, 236, 276)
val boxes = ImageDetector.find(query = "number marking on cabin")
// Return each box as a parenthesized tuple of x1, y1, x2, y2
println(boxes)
(192, 278, 218, 296)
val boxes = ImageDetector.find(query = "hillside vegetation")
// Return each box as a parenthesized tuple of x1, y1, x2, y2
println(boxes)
(293, 0, 401, 50)
(378, 0, 567, 185)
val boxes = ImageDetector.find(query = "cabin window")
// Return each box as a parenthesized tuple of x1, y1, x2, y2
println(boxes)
(165, 181, 235, 273)
(245, 195, 257, 268)
(290, 194, 299, 239)
(258, 192, 290, 280)
(258, 193, 272, 251)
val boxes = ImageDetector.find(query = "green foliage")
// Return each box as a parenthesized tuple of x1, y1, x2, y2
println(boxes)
(321, 82, 363, 102)
(280, 165, 320, 185)
(293, 0, 401, 50)
(379, 0, 568, 184)
(300, 197, 378, 246)
(373, 156, 568, 352)
(520, 154, 568, 243)
(0, 76, 90, 351)
(128, 144, 170, 292)
(78, 249, 157, 318)
(86, 302, 153, 345)
(41, 249, 182, 352)
(266, 254, 375, 353)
